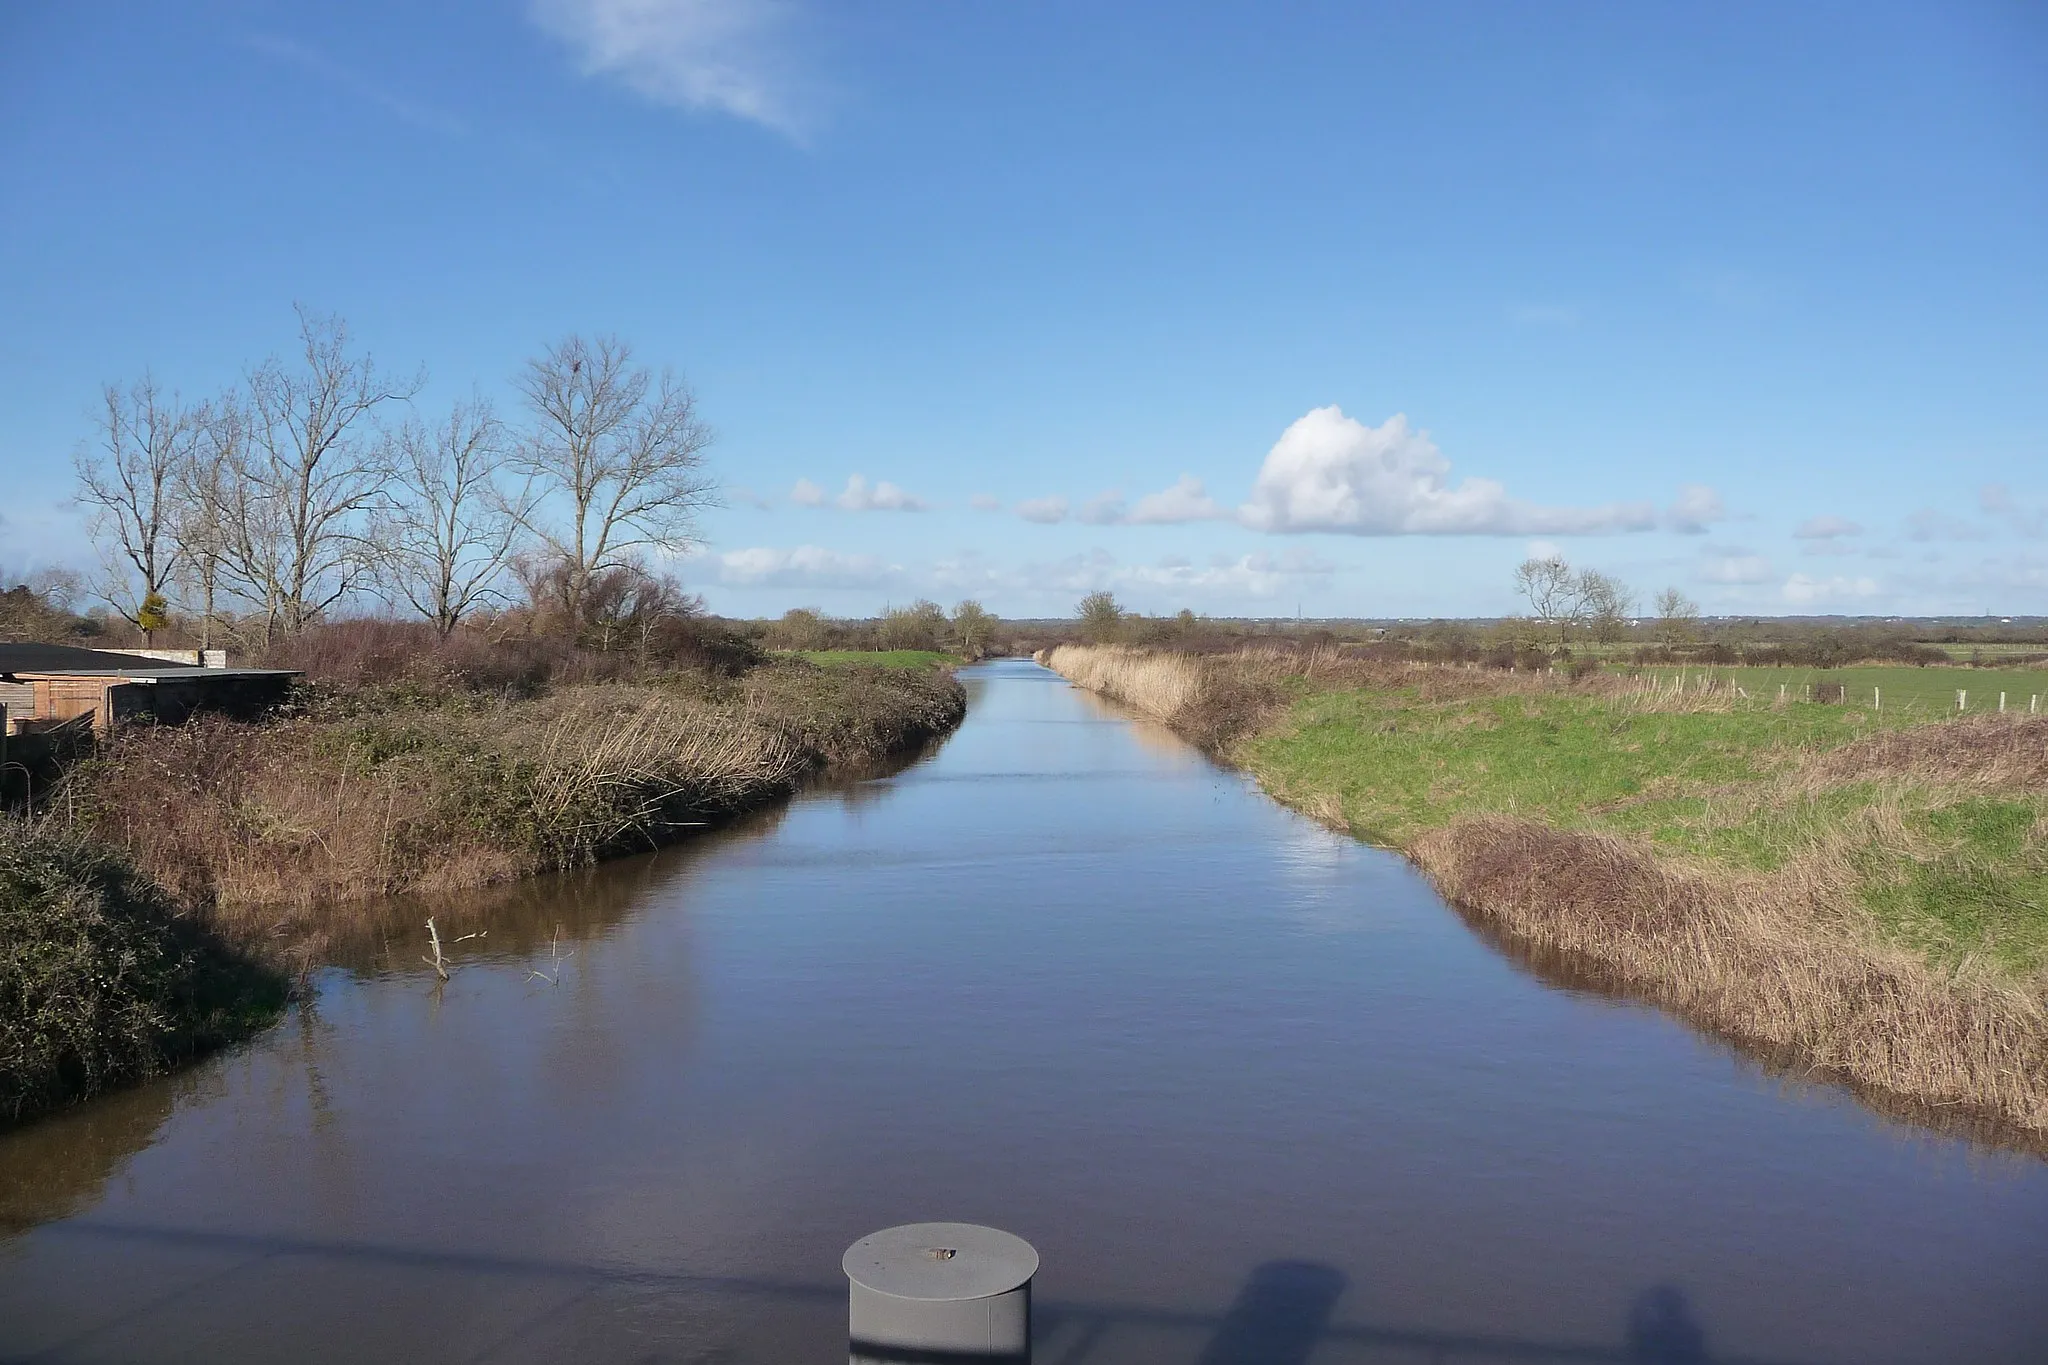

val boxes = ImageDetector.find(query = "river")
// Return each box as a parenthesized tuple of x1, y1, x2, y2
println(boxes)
(2, 659, 2044, 1362)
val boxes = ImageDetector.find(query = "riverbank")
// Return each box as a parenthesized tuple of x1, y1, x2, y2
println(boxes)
(0, 818, 288, 1126)
(69, 655, 964, 956)
(1042, 644, 2048, 1140)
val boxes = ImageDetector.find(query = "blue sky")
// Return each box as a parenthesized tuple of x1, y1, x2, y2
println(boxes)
(2, 1, 2044, 619)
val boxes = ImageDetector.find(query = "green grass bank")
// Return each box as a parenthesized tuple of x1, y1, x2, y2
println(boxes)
(1044, 644, 2048, 1144)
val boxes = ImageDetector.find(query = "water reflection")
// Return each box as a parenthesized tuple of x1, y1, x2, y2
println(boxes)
(1, 661, 2044, 1362)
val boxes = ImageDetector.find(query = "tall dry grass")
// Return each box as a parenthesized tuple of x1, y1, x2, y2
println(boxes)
(69, 660, 964, 957)
(1045, 643, 2048, 1139)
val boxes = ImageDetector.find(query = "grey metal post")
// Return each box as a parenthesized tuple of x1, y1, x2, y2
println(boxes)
(844, 1222, 1037, 1364)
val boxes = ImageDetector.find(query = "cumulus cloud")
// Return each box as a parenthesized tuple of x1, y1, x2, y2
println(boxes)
(1127, 475, 1230, 525)
(1782, 572, 1881, 606)
(527, 0, 811, 136)
(791, 475, 927, 511)
(1697, 546, 1776, 584)
(1015, 496, 1069, 525)
(1076, 491, 1127, 526)
(716, 544, 895, 589)
(832, 474, 927, 512)
(1665, 484, 1726, 534)
(1794, 514, 1862, 540)
(1238, 407, 1657, 536)
(970, 493, 1001, 512)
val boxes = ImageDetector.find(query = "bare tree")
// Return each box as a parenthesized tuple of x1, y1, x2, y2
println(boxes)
(238, 307, 420, 638)
(1515, 556, 1579, 650)
(169, 399, 243, 650)
(1580, 570, 1635, 644)
(378, 397, 525, 636)
(74, 375, 197, 641)
(512, 335, 715, 625)
(1654, 586, 1701, 645)
(1516, 556, 1634, 651)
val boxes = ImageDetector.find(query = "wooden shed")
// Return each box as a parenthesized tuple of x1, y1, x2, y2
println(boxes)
(0, 643, 299, 735)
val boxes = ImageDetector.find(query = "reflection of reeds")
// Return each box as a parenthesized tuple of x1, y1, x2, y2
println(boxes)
(1044, 644, 2048, 1139)
(1415, 817, 2048, 1136)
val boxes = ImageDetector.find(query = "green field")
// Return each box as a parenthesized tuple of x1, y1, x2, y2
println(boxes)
(1245, 676, 2048, 977)
(794, 649, 957, 670)
(1611, 663, 2048, 718)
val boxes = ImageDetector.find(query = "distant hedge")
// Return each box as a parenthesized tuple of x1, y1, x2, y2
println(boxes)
(0, 817, 287, 1127)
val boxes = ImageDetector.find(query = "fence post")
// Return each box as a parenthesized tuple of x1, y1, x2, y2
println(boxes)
(846, 1223, 1037, 1364)
(1958, 690, 1967, 712)
(2000, 692, 2007, 713)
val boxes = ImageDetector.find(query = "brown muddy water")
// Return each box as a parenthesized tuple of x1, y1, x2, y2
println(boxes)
(2, 659, 2045, 1363)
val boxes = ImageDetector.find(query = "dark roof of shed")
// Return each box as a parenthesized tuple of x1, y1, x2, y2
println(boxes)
(0, 643, 295, 678)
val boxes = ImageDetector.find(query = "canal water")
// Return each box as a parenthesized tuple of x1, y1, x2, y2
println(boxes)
(2, 659, 2045, 1363)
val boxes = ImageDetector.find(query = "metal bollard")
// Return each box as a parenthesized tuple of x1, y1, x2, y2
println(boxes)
(844, 1222, 1037, 1364)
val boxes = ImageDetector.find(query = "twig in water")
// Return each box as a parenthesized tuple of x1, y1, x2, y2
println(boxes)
(526, 923, 575, 986)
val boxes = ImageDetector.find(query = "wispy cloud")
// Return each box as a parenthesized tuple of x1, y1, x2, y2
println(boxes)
(1980, 484, 2047, 538)
(243, 33, 465, 136)
(1905, 508, 1990, 542)
(1794, 514, 1863, 540)
(969, 493, 1002, 512)
(1075, 491, 1126, 526)
(1782, 572, 1880, 606)
(1015, 495, 1069, 525)
(1665, 484, 1726, 535)
(1238, 407, 1658, 537)
(1697, 546, 1775, 584)
(716, 544, 895, 588)
(527, 0, 812, 137)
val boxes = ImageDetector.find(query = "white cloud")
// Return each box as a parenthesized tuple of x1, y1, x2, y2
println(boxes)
(1015, 495, 1069, 525)
(1665, 484, 1726, 534)
(1238, 407, 1658, 536)
(1698, 546, 1776, 584)
(1076, 491, 1127, 525)
(969, 493, 1001, 512)
(789, 477, 826, 507)
(1127, 475, 1230, 525)
(1782, 572, 1881, 606)
(716, 544, 894, 589)
(726, 484, 773, 509)
(833, 473, 927, 512)
(1794, 514, 1863, 539)
(527, 0, 809, 136)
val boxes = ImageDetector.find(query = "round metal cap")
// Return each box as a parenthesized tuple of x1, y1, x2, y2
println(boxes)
(842, 1223, 1038, 1303)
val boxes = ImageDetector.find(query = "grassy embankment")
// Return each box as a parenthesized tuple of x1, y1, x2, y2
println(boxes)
(2, 651, 963, 1127)
(1044, 644, 2048, 1142)
(796, 649, 959, 670)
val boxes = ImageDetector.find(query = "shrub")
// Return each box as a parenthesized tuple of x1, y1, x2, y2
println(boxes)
(0, 817, 286, 1126)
